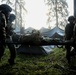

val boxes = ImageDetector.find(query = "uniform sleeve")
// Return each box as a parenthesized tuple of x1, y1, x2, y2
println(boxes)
(1, 13, 6, 27)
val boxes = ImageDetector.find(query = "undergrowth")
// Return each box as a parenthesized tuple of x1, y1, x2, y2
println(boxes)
(0, 47, 76, 75)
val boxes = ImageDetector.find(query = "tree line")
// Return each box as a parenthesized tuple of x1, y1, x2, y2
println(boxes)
(1, 0, 68, 32)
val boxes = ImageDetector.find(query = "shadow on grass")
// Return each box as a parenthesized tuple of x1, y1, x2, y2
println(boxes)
(0, 64, 14, 75)
(1, 48, 76, 75)
(16, 52, 47, 61)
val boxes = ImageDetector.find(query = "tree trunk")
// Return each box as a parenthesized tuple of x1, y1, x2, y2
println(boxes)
(15, 0, 17, 28)
(20, 4, 22, 34)
(55, 0, 58, 27)
(74, 0, 76, 17)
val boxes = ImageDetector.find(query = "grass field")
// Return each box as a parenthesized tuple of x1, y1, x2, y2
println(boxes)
(0, 47, 76, 75)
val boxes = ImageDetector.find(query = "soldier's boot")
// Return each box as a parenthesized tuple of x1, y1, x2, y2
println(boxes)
(66, 49, 71, 64)
(8, 59, 15, 65)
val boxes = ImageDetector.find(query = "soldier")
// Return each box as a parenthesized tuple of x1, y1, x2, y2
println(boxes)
(6, 13, 16, 65)
(65, 16, 76, 63)
(0, 4, 16, 65)
(0, 11, 6, 61)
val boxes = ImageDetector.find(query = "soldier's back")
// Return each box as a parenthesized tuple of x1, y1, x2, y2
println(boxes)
(65, 23, 75, 39)
(0, 11, 6, 41)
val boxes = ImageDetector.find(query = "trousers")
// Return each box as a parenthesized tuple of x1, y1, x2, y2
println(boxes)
(0, 37, 16, 62)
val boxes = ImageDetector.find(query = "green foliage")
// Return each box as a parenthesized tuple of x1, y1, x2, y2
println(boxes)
(0, 47, 76, 75)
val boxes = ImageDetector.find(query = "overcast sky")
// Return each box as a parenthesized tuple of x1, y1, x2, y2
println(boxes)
(0, 0, 74, 29)
(67, 0, 74, 16)
(24, 0, 74, 29)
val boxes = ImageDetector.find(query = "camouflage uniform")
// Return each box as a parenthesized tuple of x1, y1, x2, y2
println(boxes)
(6, 14, 16, 65)
(0, 4, 16, 65)
(0, 11, 6, 60)
(65, 16, 76, 63)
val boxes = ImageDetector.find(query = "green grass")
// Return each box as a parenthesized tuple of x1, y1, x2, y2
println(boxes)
(0, 47, 76, 75)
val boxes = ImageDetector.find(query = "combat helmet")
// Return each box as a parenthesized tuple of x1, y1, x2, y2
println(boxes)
(0, 4, 12, 13)
(9, 14, 16, 22)
(0, 4, 12, 23)
(68, 16, 75, 22)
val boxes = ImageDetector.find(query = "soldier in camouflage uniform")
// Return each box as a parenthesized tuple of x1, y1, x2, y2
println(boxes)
(0, 11, 6, 61)
(6, 13, 16, 65)
(65, 16, 76, 63)
(0, 4, 16, 65)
